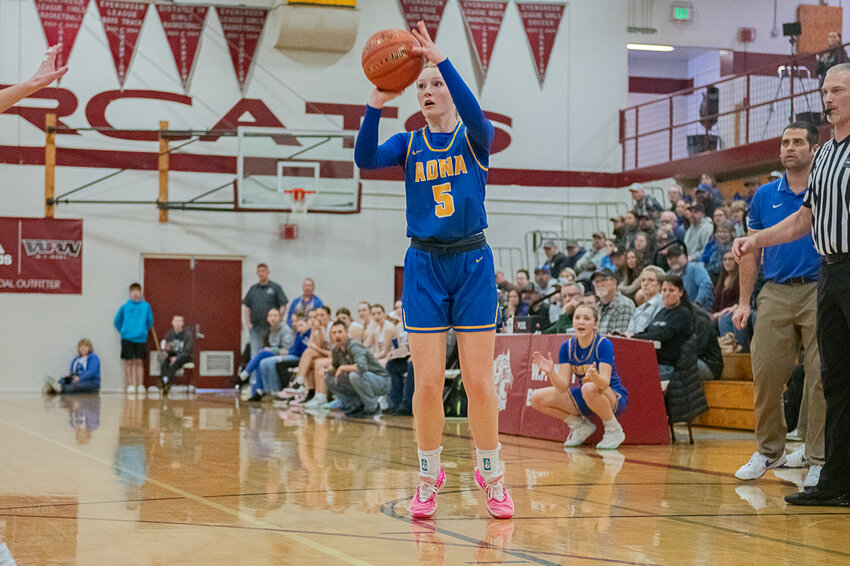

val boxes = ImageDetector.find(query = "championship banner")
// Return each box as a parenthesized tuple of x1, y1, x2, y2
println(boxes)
(516, 2, 566, 86)
(0, 218, 83, 295)
(33, 0, 92, 69)
(397, 0, 449, 41)
(458, 0, 508, 78)
(156, 4, 208, 93)
(215, 6, 268, 94)
(96, 0, 149, 88)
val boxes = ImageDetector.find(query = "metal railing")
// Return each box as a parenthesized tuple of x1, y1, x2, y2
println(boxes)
(620, 47, 834, 170)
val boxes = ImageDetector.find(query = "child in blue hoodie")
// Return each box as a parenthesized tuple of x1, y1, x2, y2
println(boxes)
(114, 282, 153, 395)
(44, 338, 101, 394)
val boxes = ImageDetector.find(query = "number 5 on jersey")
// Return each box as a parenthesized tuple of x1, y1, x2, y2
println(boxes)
(432, 182, 455, 218)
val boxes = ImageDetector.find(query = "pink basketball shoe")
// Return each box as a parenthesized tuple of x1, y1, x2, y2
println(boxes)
(474, 468, 514, 519)
(409, 468, 446, 519)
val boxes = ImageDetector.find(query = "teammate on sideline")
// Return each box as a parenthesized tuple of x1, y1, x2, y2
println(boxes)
(355, 21, 513, 519)
(0, 44, 68, 113)
(529, 304, 628, 449)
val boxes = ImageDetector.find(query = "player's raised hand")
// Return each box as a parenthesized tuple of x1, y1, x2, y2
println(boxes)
(532, 351, 555, 374)
(29, 44, 68, 89)
(410, 20, 445, 65)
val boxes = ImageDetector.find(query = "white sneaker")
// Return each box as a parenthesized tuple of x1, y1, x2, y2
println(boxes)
(43, 377, 60, 394)
(786, 428, 804, 442)
(596, 427, 626, 450)
(784, 446, 808, 468)
(563, 418, 596, 447)
(127, 385, 136, 395)
(304, 393, 327, 409)
(136, 386, 146, 398)
(735, 451, 787, 480)
(804, 465, 822, 489)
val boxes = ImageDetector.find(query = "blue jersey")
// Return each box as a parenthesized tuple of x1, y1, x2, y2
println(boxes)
(402, 122, 488, 240)
(558, 335, 627, 396)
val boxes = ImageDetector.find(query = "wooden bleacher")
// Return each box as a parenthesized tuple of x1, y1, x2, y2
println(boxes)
(693, 353, 756, 431)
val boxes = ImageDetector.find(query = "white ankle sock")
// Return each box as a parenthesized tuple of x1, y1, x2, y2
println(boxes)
(603, 417, 622, 431)
(565, 414, 585, 428)
(476, 443, 503, 481)
(418, 447, 442, 480)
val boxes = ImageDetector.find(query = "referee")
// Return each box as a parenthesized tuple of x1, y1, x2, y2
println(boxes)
(734, 63, 850, 506)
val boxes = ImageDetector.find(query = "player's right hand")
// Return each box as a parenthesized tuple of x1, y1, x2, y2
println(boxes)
(731, 303, 751, 331)
(369, 88, 403, 108)
(532, 351, 554, 374)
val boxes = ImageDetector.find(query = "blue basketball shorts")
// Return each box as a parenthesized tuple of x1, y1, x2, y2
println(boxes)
(401, 244, 499, 334)
(570, 384, 628, 416)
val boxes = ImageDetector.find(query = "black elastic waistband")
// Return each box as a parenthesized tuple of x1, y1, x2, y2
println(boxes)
(824, 252, 850, 265)
(410, 232, 487, 255)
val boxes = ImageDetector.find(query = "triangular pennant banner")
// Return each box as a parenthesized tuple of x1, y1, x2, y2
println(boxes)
(458, 0, 508, 79)
(397, 0, 449, 41)
(516, 2, 566, 86)
(156, 4, 208, 93)
(33, 0, 91, 69)
(96, 0, 149, 87)
(215, 7, 268, 95)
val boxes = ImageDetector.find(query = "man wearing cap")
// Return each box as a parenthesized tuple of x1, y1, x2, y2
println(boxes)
(694, 183, 718, 219)
(592, 268, 635, 335)
(684, 203, 714, 261)
(542, 240, 571, 277)
(630, 183, 664, 220)
(578, 232, 608, 273)
(734, 177, 760, 206)
(534, 265, 558, 297)
(665, 244, 714, 310)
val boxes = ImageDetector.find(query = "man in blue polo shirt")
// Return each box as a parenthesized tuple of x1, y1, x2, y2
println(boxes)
(732, 122, 825, 489)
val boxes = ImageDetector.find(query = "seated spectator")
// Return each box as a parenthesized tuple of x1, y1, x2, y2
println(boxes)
(349, 301, 371, 343)
(652, 228, 674, 271)
(576, 232, 608, 273)
(630, 183, 663, 220)
(259, 313, 311, 398)
(557, 267, 577, 285)
(542, 240, 571, 276)
(684, 203, 714, 261)
(44, 338, 101, 395)
(675, 199, 691, 231)
(385, 319, 414, 416)
(500, 288, 521, 333)
(734, 176, 759, 206)
(325, 320, 390, 417)
(712, 251, 748, 352)
(544, 282, 583, 334)
(616, 250, 642, 299)
(335, 307, 352, 328)
(703, 220, 735, 282)
(729, 200, 747, 236)
(364, 303, 398, 362)
(693, 305, 724, 380)
(621, 211, 640, 250)
(634, 274, 695, 382)
(638, 214, 658, 249)
(242, 309, 294, 401)
(562, 240, 586, 271)
(159, 314, 194, 394)
(633, 233, 652, 266)
(608, 248, 626, 273)
(293, 306, 334, 407)
(626, 266, 666, 332)
(660, 210, 686, 241)
(665, 244, 714, 310)
(534, 265, 558, 296)
(286, 277, 323, 327)
(592, 268, 635, 335)
(712, 206, 728, 228)
(530, 303, 628, 449)
(518, 286, 550, 332)
(667, 184, 689, 212)
(514, 269, 532, 293)
(699, 173, 724, 213)
(610, 215, 625, 245)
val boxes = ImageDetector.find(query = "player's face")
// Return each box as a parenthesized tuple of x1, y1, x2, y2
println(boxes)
(357, 303, 370, 321)
(823, 70, 850, 126)
(780, 128, 816, 172)
(572, 308, 596, 335)
(316, 309, 329, 326)
(371, 307, 385, 322)
(417, 67, 454, 121)
(336, 312, 352, 326)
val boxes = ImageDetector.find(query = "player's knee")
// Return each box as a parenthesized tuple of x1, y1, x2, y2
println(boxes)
(581, 381, 599, 399)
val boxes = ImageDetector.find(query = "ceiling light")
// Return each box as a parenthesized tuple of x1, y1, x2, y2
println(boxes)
(627, 43, 675, 52)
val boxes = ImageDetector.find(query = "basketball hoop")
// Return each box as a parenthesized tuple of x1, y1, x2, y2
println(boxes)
(283, 188, 316, 220)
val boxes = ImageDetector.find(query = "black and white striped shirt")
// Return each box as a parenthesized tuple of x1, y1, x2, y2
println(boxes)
(805, 136, 850, 255)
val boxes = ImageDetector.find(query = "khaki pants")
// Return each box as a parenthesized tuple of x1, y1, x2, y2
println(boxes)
(752, 282, 825, 464)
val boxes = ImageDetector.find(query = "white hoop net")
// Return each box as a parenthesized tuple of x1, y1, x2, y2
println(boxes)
(285, 188, 316, 221)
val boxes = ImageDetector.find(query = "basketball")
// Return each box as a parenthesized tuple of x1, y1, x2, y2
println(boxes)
(361, 29, 423, 92)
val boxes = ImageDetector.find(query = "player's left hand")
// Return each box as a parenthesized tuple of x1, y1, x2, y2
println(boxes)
(410, 20, 445, 65)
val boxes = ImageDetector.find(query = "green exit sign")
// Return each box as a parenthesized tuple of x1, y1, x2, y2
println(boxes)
(672, 5, 692, 21)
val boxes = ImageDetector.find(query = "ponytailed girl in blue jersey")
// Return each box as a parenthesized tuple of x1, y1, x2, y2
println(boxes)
(530, 303, 629, 450)
(355, 21, 512, 520)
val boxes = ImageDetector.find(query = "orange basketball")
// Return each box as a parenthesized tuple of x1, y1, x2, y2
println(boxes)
(361, 29, 423, 92)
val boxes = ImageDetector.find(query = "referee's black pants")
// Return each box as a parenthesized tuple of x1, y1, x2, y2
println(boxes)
(816, 258, 850, 492)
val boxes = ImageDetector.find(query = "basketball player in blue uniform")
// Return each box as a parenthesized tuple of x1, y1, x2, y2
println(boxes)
(530, 304, 629, 449)
(355, 21, 513, 519)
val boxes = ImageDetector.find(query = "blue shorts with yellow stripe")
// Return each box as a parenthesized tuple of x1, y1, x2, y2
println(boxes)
(401, 243, 499, 334)
(570, 384, 628, 416)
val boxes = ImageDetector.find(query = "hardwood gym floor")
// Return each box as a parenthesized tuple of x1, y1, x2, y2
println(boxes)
(0, 392, 846, 565)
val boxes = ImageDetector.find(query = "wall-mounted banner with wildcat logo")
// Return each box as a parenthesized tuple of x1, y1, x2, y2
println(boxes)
(0, 218, 83, 294)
